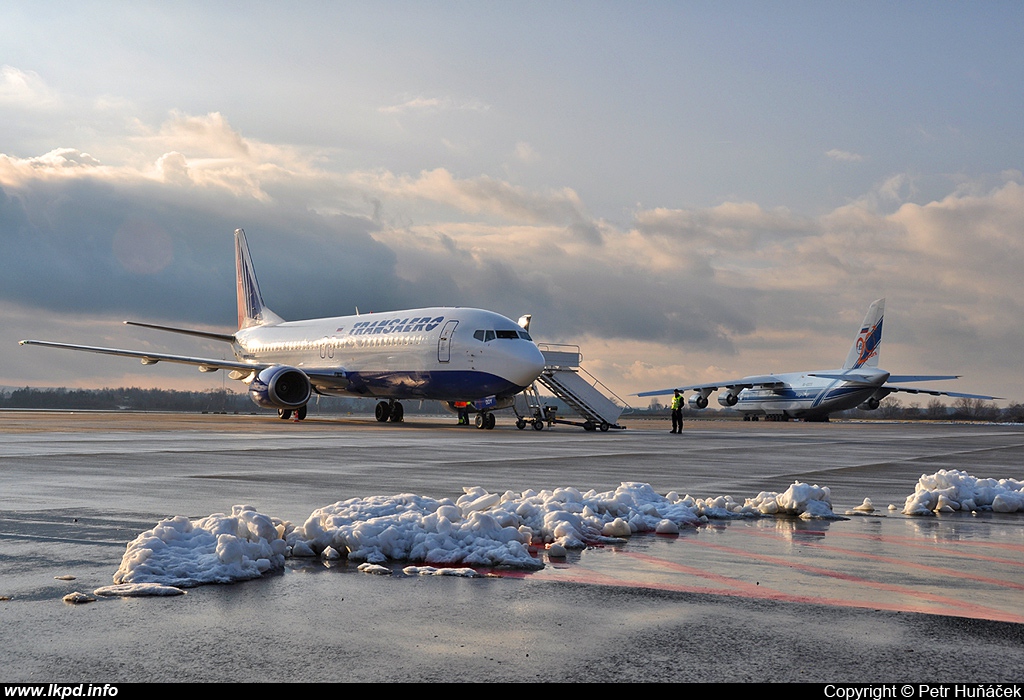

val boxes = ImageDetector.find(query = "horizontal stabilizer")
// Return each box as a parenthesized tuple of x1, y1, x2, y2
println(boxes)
(883, 383, 1001, 400)
(885, 375, 959, 383)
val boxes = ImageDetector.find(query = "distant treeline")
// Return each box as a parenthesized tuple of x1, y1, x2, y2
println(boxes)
(0, 386, 448, 415)
(642, 396, 1024, 423)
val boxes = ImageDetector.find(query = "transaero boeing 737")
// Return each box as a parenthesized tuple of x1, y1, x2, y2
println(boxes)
(21, 229, 546, 428)
(635, 298, 997, 422)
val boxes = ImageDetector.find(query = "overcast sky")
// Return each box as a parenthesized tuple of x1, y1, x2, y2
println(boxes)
(2, 2, 1022, 405)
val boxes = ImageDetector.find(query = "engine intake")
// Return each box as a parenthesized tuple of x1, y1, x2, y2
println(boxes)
(688, 394, 709, 410)
(249, 365, 312, 409)
(858, 397, 880, 411)
(718, 392, 739, 407)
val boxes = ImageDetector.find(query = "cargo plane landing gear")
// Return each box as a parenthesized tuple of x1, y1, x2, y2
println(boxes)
(475, 412, 496, 430)
(375, 400, 405, 423)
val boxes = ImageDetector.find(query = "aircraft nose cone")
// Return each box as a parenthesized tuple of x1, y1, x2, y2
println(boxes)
(508, 343, 546, 388)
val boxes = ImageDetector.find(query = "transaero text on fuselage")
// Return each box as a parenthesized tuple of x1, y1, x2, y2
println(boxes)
(342, 316, 445, 336)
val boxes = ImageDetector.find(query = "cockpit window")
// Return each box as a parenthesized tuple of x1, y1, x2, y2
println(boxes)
(475, 329, 529, 342)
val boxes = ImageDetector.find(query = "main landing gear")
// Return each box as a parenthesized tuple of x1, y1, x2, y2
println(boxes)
(278, 406, 307, 421)
(375, 400, 405, 423)
(475, 412, 496, 430)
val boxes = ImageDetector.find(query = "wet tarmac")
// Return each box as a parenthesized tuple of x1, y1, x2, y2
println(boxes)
(1, 411, 1022, 683)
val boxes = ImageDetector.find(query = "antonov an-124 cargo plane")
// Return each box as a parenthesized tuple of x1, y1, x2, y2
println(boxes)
(21, 229, 546, 428)
(635, 298, 997, 422)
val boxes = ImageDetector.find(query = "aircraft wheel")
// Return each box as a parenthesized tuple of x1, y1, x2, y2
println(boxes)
(375, 401, 391, 422)
(532, 419, 543, 431)
(516, 419, 526, 430)
(600, 422, 610, 432)
(485, 412, 496, 430)
(278, 409, 292, 420)
(475, 413, 485, 429)
(390, 402, 404, 422)
(297, 405, 307, 421)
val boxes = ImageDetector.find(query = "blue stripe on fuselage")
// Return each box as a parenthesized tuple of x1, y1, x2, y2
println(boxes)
(328, 370, 527, 401)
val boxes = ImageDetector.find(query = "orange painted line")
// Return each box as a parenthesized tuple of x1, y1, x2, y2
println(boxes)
(673, 539, 1024, 623)
(536, 558, 1024, 624)
(744, 528, 1024, 591)
(813, 530, 1024, 563)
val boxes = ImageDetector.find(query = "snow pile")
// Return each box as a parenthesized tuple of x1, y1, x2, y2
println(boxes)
(667, 482, 837, 519)
(902, 470, 1024, 515)
(111, 481, 844, 588)
(112, 504, 288, 589)
(290, 492, 540, 569)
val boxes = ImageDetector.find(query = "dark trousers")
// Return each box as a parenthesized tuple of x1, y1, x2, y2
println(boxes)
(671, 409, 683, 432)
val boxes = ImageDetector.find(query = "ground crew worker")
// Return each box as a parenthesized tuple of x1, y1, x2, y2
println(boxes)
(670, 389, 684, 434)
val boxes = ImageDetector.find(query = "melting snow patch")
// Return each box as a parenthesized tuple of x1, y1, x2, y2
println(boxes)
(902, 470, 1024, 515)
(62, 591, 96, 604)
(403, 566, 481, 577)
(852, 498, 875, 512)
(94, 583, 185, 597)
(357, 563, 392, 575)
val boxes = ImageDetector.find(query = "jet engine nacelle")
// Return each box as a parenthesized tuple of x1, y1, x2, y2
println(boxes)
(718, 392, 739, 407)
(688, 394, 709, 409)
(858, 397, 881, 411)
(249, 365, 312, 409)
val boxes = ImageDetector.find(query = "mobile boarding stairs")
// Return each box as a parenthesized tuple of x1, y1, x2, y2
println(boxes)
(514, 343, 631, 431)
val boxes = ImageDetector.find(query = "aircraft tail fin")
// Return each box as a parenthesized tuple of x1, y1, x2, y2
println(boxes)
(235, 229, 284, 330)
(843, 298, 884, 369)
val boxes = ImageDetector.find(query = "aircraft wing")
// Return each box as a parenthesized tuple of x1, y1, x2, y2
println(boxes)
(19, 340, 262, 375)
(880, 384, 1001, 400)
(634, 376, 786, 397)
(20, 339, 352, 391)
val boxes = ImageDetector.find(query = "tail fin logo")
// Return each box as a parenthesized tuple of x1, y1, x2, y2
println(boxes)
(852, 319, 882, 368)
(235, 229, 268, 329)
(843, 298, 884, 369)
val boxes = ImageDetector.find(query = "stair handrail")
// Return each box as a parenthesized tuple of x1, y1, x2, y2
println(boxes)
(575, 365, 633, 414)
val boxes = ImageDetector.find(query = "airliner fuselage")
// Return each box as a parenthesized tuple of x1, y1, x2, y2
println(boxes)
(234, 307, 544, 401)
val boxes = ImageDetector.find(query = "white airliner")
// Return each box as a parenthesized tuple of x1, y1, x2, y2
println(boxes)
(21, 229, 546, 428)
(635, 298, 997, 422)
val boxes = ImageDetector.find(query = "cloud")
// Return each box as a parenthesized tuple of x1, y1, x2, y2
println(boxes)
(825, 148, 864, 162)
(349, 167, 601, 242)
(0, 65, 61, 110)
(514, 141, 540, 163)
(378, 96, 490, 115)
